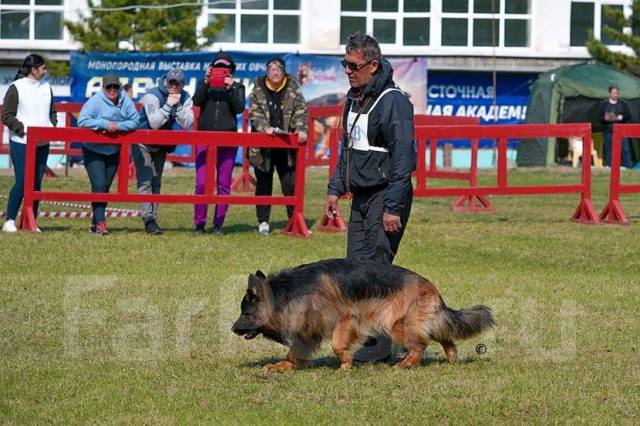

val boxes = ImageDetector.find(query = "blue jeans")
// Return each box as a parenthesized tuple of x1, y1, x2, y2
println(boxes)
(6, 141, 50, 220)
(603, 131, 633, 168)
(82, 147, 120, 223)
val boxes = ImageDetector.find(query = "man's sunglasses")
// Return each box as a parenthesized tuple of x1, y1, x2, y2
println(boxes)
(104, 84, 120, 90)
(341, 59, 373, 72)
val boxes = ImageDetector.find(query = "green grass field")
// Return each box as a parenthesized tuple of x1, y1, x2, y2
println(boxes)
(1, 166, 639, 424)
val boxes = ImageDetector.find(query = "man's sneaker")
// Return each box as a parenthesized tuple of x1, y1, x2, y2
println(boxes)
(194, 224, 206, 234)
(258, 221, 270, 236)
(212, 225, 223, 236)
(96, 221, 109, 235)
(2, 219, 17, 233)
(144, 220, 163, 235)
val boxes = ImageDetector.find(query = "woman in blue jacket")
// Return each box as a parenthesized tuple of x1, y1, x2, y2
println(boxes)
(78, 73, 139, 235)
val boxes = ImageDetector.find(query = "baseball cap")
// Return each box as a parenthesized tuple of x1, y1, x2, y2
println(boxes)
(102, 73, 121, 88)
(165, 68, 184, 84)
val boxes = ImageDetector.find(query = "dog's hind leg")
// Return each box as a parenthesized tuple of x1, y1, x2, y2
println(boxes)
(389, 320, 428, 369)
(332, 316, 360, 371)
(440, 340, 458, 364)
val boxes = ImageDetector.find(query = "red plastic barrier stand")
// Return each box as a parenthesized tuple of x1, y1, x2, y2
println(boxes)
(284, 212, 312, 238)
(598, 199, 628, 225)
(451, 194, 493, 212)
(318, 204, 348, 232)
(572, 197, 599, 224)
(231, 157, 256, 192)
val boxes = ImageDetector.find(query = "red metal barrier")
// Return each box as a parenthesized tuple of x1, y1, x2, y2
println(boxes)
(19, 127, 311, 237)
(231, 109, 256, 192)
(414, 115, 480, 126)
(413, 123, 598, 224)
(306, 105, 344, 166)
(599, 124, 640, 225)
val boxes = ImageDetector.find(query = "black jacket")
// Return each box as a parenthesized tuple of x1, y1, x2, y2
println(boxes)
(328, 59, 416, 216)
(192, 80, 245, 131)
(600, 99, 631, 133)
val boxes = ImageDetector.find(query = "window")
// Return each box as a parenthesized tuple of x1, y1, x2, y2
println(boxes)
(0, 0, 64, 41)
(340, 0, 430, 46)
(207, 0, 301, 45)
(441, 0, 531, 48)
(570, 2, 594, 46)
(601, 4, 623, 45)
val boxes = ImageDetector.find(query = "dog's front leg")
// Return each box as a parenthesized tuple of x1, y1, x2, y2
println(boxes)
(264, 350, 302, 372)
(332, 316, 360, 371)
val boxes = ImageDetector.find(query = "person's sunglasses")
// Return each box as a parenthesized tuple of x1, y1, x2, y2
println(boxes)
(341, 59, 373, 72)
(167, 79, 182, 86)
(104, 84, 120, 91)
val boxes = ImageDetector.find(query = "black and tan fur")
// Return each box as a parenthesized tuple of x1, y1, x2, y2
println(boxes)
(232, 258, 494, 371)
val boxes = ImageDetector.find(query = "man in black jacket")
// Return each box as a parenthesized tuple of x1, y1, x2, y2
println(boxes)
(325, 32, 416, 361)
(601, 85, 633, 168)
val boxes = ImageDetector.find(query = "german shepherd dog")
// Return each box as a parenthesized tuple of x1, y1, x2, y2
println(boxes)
(232, 258, 494, 371)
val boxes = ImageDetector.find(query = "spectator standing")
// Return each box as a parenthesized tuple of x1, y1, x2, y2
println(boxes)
(192, 52, 245, 235)
(248, 57, 307, 235)
(135, 69, 194, 234)
(601, 85, 633, 168)
(77, 73, 139, 235)
(1, 54, 57, 233)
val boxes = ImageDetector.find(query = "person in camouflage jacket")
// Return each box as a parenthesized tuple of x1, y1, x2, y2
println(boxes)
(248, 57, 308, 235)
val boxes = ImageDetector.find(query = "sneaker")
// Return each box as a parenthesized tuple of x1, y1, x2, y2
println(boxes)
(96, 221, 109, 235)
(89, 223, 97, 234)
(212, 225, 223, 236)
(258, 221, 270, 236)
(2, 219, 17, 233)
(194, 224, 206, 234)
(144, 219, 163, 235)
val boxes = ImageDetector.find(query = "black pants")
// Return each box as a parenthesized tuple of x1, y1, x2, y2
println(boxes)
(347, 187, 412, 264)
(82, 147, 120, 224)
(255, 149, 295, 223)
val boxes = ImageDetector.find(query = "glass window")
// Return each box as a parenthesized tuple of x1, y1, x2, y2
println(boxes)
(241, 14, 268, 42)
(241, 0, 267, 9)
(601, 5, 623, 45)
(34, 11, 62, 40)
(212, 0, 235, 9)
(404, 0, 430, 12)
(372, 0, 397, 12)
(373, 18, 395, 43)
(1, 0, 30, 4)
(441, 18, 467, 45)
(442, 0, 468, 13)
(505, 0, 529, 14)
(210, 14, 235, 42)
(570, 2, 594, 47)
(505, 18, 528, 46)
(474, 0, 499, 13)
(341, 0, 366, 11)
(0, 11, 29, 39)
(35, 0, 63, 4)
(274, 15, 299, 43)
(341, 16, 366, 43)
(473, 18, 499, 46)
(404, 17, 429, 45)
(274, 0, 300, 9)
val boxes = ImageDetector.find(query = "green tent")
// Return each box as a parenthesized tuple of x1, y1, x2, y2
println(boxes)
(517, 62, 640, 166)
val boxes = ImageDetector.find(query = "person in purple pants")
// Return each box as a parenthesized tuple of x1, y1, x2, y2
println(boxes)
(192, 52, 246, 234)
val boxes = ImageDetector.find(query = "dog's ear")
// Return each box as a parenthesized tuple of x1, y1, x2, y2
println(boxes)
(255, 270, 266, 280)
(247, 274, 264, 302)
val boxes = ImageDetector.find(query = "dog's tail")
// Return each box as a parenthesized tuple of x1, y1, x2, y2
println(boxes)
(432, 303, 495, 341)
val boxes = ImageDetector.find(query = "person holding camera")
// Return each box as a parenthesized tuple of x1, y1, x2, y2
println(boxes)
(248, 57, 308, 235)
(78, 73, 139, 235)
(192, 52, 245, 235)
(1, 54, 57, 233)
(135, 68, 194, 235)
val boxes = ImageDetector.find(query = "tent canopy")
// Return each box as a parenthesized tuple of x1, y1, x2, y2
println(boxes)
(517, 62, 640, 166)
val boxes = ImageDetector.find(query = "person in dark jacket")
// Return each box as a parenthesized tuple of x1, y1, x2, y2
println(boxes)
(248, 56, 308, 235)
(601, 85, 633, 168)
(135, 68, 194, 235)
(325, 32, 416, 362)
(192, 52, 245, 235)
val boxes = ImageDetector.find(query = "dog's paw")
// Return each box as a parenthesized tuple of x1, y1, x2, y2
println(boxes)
(263, 360, 295, 372)
(339, 362, 352, 371)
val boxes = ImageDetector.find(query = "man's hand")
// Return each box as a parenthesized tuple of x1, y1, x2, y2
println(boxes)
(224, 76, 234, 89)
(383, 212, 402, 233)
(325, 195, 339, 219)
(204, 66, 211, 81)
(265, 127, 275, 135)
(616, 114, 623, 121)
(297, 130, 307, 144)
(167, 93, 181, 107)
(107, 121, 118, 133)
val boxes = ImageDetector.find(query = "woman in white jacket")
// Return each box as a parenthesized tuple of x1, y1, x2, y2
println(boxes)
(1, 54, 57, 233)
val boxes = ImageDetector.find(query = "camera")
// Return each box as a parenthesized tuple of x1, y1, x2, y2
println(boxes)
(209, 67, 230, 88)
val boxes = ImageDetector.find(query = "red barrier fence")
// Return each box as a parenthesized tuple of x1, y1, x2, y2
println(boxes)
(599, 124, 640, 225)
(413, 123, 599, 224)
(306, 105, 344, 167)
(19, 126, 311, 237)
